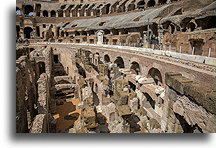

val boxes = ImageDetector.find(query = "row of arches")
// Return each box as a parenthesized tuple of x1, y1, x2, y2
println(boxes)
(42, 10, 57, 17)
(162, 16, 216, 35)
(16, 0, 181, 17)
(103, 54, 162, 85)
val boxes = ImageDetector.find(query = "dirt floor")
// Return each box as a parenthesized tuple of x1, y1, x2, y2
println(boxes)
(53, 94, 80, 133)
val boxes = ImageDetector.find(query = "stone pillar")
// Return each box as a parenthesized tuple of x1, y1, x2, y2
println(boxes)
(96, 30, 104, 45)
(48, 11, 51, 17)
(158, 28, 164, 50)
(40, 11, 43, 17)
(63, 11, 66, 17)
(143, 31, 149, 48)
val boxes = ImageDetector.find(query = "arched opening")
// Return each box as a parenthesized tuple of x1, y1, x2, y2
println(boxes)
(81, 31, 87, 36)
(58, 10, 63, 17)
(102, 4, 110, 14)
(130, 62, 140, 75)
(147, 0, 155, 7)
(112, 29, 119, 35)
(187, 22, 196, 32)
(51, 10, 56, 17)
(168, 24, 175, 34)
(137, 0, 145, 9)
(158, 0, 167, 5)
(74, 31, 80, 36)
(94, 52, 100, 66)
(114, 57, 125, 68)
(148, 68, 162, 86)
(189, 39, 204, 55)
(24, 27, 33, 39)
(196, 16, 216, 30)
(16, 7, 21, 15)
(53, 55, 59, 64)
(104, 29, 110, 35)
(38, 62, 46, 75)
(16, 25, 20, 39)
(104, 54, 110, 63)
(43, 10, 48, 17)
(128, 4, 135, 11)
(24, 5, 34, 16)
(88, 30, 95, 36)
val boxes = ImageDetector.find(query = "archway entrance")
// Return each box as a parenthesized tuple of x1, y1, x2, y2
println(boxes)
(43, 10, 48, 17)
(189, 39, 204, 55)
(148, 68, 162, 86)
(51, 10, 56, 17)
(24, 27, 33, 39)
(130, 62, 140, 75)
(24, 5, 34, 16)
(114, 57, 125, 68)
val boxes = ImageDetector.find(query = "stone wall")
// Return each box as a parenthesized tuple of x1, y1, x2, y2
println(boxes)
(164, 72, 215, 133)
(16, 55, 38, 133)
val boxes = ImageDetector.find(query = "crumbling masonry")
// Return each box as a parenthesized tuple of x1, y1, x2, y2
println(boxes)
(16, 0, 216, 133)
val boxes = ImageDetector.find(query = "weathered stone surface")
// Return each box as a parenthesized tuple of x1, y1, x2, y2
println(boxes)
(30, 114, 47, 133)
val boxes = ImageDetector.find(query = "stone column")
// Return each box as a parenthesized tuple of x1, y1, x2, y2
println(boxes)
(48, 11, 51, 17)
(96, 30, 104, 45)
(143, 31, 149, 48)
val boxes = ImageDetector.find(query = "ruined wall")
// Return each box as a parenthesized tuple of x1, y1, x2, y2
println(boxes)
(16, 55, 38, 133)
(30, 73, 50, 133)
(164, 72, 215, 133)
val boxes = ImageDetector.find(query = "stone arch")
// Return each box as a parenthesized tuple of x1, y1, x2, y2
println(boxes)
(102, 4, 111, 14)
(104, 54, 111, 63)
(147, 67, 162, 86)
(137, 0, 145, 9)
(186, 22, 196, 32)
(24, 5, 34, 16)
(147, 0, 156, 7)
(24, 27, 33, 39)
(51, 10, 56, 17)
(180, 17, 193, 32)
(196, 16, 216, 30)
(130, 61, 141, 75)
(168, 23, 176, 34)
(189, 39, 204, 56)
(114, 57, 125, 68)
(128, 3, 135, 11)
(43, 10, 48, 17)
